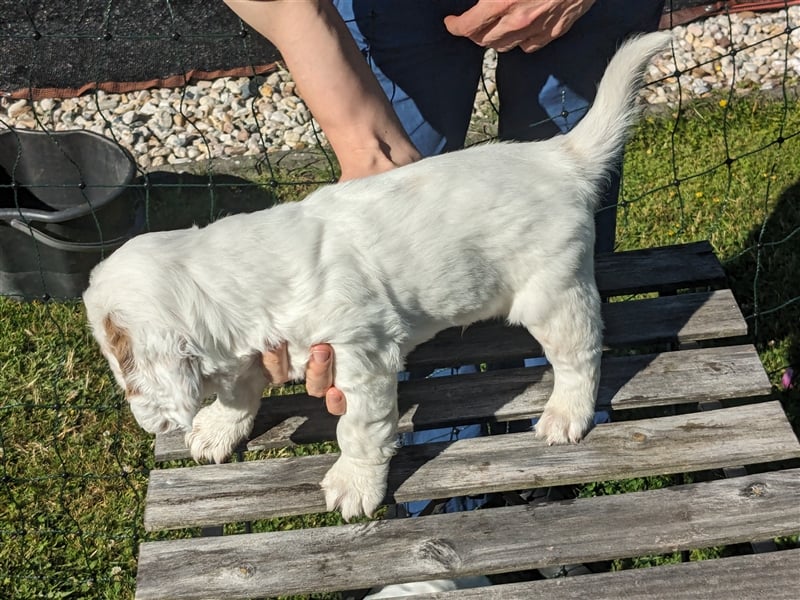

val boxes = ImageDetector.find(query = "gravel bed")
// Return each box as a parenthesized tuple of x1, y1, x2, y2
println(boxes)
(1, 8, 799, 171)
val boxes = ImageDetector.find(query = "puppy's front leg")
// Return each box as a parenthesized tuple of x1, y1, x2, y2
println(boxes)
(321, 352, 399, 520)
(186, 365, 266, 464)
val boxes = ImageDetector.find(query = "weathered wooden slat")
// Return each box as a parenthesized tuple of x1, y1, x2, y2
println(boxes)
(144, 401, 799, 531)
(602, 288, 746, 345)
(404, 288, 744, 370)
(595, 240, 725, 296)
(155, 343, 770, 461)
(380, 548, 800, 599)
(136, 468, 800, 599)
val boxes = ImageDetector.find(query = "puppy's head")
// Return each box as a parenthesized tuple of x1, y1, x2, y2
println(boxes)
(82, 229, 215, 435)
(84, 287, 203, 435)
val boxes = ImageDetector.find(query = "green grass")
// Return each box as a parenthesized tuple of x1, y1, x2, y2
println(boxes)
(2, 92, 800, 598)
(620, 91, 800, 402)
(0, 300, 148, 598)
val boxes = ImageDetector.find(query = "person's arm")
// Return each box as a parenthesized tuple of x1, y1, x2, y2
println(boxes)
(444, 0, 596, 53)
(224, 0, 420, 181)
(225, 1, 418, 412)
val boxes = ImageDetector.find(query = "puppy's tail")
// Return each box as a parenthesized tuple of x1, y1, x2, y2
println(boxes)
(564, 31, 671, 197)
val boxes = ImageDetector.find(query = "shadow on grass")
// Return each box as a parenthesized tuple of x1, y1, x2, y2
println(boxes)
(139, 171, 279, 231)
(725, 178, 800, 430)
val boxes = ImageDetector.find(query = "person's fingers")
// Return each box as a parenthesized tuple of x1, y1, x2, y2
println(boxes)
(519, 37, 546, 53)
(491, 32, 525, 53)
(262, 341, 290, 385)
(305, 343, 334, 397)
(443, 2, 501, 41)
(446, 0, 591, 52)
(516, 0, 594, 52)
(325, 387, 347, 416)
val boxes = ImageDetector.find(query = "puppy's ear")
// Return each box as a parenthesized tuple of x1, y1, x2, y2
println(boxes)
(102, 314, 139, 397)
(101, 314, 203, 433)
(133, 331, 204, 433)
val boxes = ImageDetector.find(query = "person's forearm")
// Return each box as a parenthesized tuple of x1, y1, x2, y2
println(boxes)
(224, 0, 420, 179)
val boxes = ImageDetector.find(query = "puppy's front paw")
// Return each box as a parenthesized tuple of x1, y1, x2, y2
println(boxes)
(185, 404, 253, 464)
(321, 456, 389, 521)
(535, 402, 594, 445)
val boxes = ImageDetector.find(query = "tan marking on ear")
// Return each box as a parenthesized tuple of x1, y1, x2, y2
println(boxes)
(103, 315, 140, 398)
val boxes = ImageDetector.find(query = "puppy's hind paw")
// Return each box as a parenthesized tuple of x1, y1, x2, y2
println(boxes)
(321, 456, 389, 521)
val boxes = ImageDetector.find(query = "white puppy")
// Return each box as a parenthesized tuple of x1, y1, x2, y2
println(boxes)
(83, 33, 670, 520)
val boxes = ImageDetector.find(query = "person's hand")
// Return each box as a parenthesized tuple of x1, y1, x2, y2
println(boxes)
(262, 342, 346, 415)
(306, 344, 346, 415)
(444, 0, 595, 53)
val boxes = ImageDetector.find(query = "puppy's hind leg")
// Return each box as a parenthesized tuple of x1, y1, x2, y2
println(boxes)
(511, 277, 603, 445)
(320, 347, 399, 521)
(186, 362, 266, 464)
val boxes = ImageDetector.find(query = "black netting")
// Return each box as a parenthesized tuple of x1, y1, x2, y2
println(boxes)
(0, 1, 798, 597)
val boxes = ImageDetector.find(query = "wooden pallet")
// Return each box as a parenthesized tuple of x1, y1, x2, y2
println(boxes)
(136, 242, 800, 600)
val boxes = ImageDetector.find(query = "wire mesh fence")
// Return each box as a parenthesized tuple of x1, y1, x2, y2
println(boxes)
(0, 1, 799, 598)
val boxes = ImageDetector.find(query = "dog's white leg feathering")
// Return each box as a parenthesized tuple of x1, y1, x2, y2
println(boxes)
(531, 282, 602, 445)
(320, 347, 399, 520)
(508, 251, 603, 445)
(185, 362, 266, 464)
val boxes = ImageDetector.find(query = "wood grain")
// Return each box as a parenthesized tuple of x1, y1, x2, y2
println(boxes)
(144, 401, 799, 530)
(372, 548, 800, 599)
(595, 240, 725, 296)
(136, 468, 800, 599)
(136, 242, 800, 600)
(136, 243, 797, 600)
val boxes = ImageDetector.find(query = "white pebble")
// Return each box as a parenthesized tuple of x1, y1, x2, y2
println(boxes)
(2, 6, 797, 169)
(8, 99, 30, 118)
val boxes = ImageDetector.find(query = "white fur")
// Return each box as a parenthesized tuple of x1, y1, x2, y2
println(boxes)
(83, 33, 670, 520)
